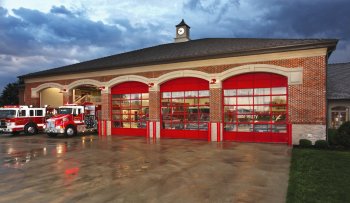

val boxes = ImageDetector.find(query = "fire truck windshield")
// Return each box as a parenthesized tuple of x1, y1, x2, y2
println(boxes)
(0, 110, 17, 118)
(58, 108, 73, 115)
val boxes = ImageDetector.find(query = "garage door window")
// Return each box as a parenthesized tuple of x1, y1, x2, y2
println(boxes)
(112, 93, 149, 129)
(161, 90, 209, 131)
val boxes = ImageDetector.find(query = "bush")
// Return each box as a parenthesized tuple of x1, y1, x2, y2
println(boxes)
(299, 139, 312, 148)
(335, 122, 350, 148)
(328, 128, 338, 145)
(314, 140, 329, 149)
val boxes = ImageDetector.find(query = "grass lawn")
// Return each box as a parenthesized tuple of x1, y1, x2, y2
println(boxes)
(287, 148, 350, 203)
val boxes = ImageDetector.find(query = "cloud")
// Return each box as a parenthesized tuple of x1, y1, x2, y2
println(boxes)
(183, 0, 350, 62)
(0, 5, 168, 91)
(0, 0, 350, 92)
(50, 5, 73, 16)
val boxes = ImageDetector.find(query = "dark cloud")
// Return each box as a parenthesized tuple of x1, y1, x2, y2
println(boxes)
(257, 0, 350, 63)
(0, 5, 167, 91)
(186, 0, 349, 63)
(0, 0, 349, 92)
(184, 0, 239, 14)
(256, 0, 350, 38)
(50, 5, 73, 16)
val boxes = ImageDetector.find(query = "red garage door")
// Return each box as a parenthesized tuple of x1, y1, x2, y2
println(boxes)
(111, 82, 149, 136)
(223, 73, 289, 143)
(160, 77, 209, 140)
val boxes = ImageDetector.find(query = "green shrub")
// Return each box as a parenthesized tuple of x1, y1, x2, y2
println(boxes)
(299, 139, 312, 148)
(314, 140, 329, 149)
(327, 128, 338, 145)
(336, 122, 350, 148)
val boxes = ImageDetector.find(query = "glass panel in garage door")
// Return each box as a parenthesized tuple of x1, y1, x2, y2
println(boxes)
(222, 73, 288, 143)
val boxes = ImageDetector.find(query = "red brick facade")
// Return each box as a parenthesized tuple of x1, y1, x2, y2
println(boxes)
(209, 88, 222, 122)
(101, 93, 110, 121)
(22, 55, 327, 126)
(149, 91, 160, 121)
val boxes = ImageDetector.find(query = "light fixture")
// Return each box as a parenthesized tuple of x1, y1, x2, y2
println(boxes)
(98, 86, 105, 90)
(148, 83, 154, 87)
(210, 79, 216, 84)
(59, 89, 67, 93)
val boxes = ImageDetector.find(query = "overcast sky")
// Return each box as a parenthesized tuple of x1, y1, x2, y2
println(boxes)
(1, 0, 349, 91)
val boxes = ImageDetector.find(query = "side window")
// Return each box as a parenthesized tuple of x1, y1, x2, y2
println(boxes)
(36, 110, 43, 116)
(30, 110, 34, 117)
(77, 109, 81, 115)
(21, 110, 26, 117)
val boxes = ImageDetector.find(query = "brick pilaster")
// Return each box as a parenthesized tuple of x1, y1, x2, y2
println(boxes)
(101, 93, 111, 121)
(210, 88, 222, 122)
(149, 91, 160, 121)
(63, 92, 70, 104)
(31, 98, 40, 107)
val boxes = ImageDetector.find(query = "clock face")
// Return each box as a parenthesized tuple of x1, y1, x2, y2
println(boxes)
(177, 27, 185, 35)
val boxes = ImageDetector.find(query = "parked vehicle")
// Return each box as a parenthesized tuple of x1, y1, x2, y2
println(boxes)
(44, 104, 100, 137)
(0, 105, 46, 135)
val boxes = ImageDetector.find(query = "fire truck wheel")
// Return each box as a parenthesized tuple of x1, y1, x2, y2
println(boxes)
(65, 125, 77, 137)
(24, 123, 38, 135)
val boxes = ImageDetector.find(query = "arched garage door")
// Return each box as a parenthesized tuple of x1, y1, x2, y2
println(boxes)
(161, 77, 210, 140)
(111, 82, 149, 136)
(223, 73, 289, 143)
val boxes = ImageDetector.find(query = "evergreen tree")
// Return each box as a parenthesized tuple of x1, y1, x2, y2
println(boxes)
(0, 81, 20, 106)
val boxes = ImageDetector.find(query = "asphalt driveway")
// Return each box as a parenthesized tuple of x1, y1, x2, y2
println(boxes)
(0, 134, 291, 203)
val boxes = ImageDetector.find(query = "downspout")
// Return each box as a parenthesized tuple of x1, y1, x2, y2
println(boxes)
(325, 53, 330, 142)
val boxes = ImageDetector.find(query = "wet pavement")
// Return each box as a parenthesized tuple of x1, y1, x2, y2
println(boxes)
(0, 134, 291, 203)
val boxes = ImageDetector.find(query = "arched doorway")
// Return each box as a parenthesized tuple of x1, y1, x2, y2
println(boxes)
(40, 87, 63, 107)
(222, 73, 289, 143)
(160, 77, 210, 140)
(111, 81, 149, 136)
(70, 85, 101, 105)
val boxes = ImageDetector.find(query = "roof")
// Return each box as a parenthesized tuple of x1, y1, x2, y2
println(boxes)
(176, 19, 190, 28)
(327, 62, 350, 100)
(20, 38, 338, 79)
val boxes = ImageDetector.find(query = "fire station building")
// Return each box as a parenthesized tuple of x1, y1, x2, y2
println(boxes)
(19, 20, 338, 144)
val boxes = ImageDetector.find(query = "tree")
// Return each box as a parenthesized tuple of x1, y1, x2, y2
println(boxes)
(0, 81, 20, 106)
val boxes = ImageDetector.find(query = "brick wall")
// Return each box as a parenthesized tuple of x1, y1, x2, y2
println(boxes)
(149, 91, 160, 121)
(101, 93, 110, 121)
(210, 88, 222, 122)
(63, 92, 70, 105)
(288, 56, 326, 125)
(23, 55, 327, 125)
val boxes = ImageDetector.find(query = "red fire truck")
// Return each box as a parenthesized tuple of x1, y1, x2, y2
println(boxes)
(0, 105, 46, 135)
(44, 104, 100, 137)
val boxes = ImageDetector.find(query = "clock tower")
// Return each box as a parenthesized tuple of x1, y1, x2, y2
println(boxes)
(175, 19, 190, 43)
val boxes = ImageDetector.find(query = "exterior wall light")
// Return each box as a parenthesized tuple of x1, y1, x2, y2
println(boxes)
(210, 79, 216, 84)
(59, 89, 67, 93)
(98, 86, 105, 90)
(148, 83, 154, 87)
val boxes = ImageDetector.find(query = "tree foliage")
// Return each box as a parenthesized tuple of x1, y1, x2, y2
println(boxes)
(0, 81, 20, 106)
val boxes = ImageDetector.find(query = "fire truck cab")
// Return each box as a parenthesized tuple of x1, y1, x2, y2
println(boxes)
(0, 105, 46, 135)
(44, 104, 99, 137)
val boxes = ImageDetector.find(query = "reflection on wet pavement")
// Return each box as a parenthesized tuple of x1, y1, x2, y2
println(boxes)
(0, 134, 291, 203)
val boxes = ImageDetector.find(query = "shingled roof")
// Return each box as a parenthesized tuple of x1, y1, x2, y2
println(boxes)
(328, 62, 350, 99)
(19, 38, 338, 79)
